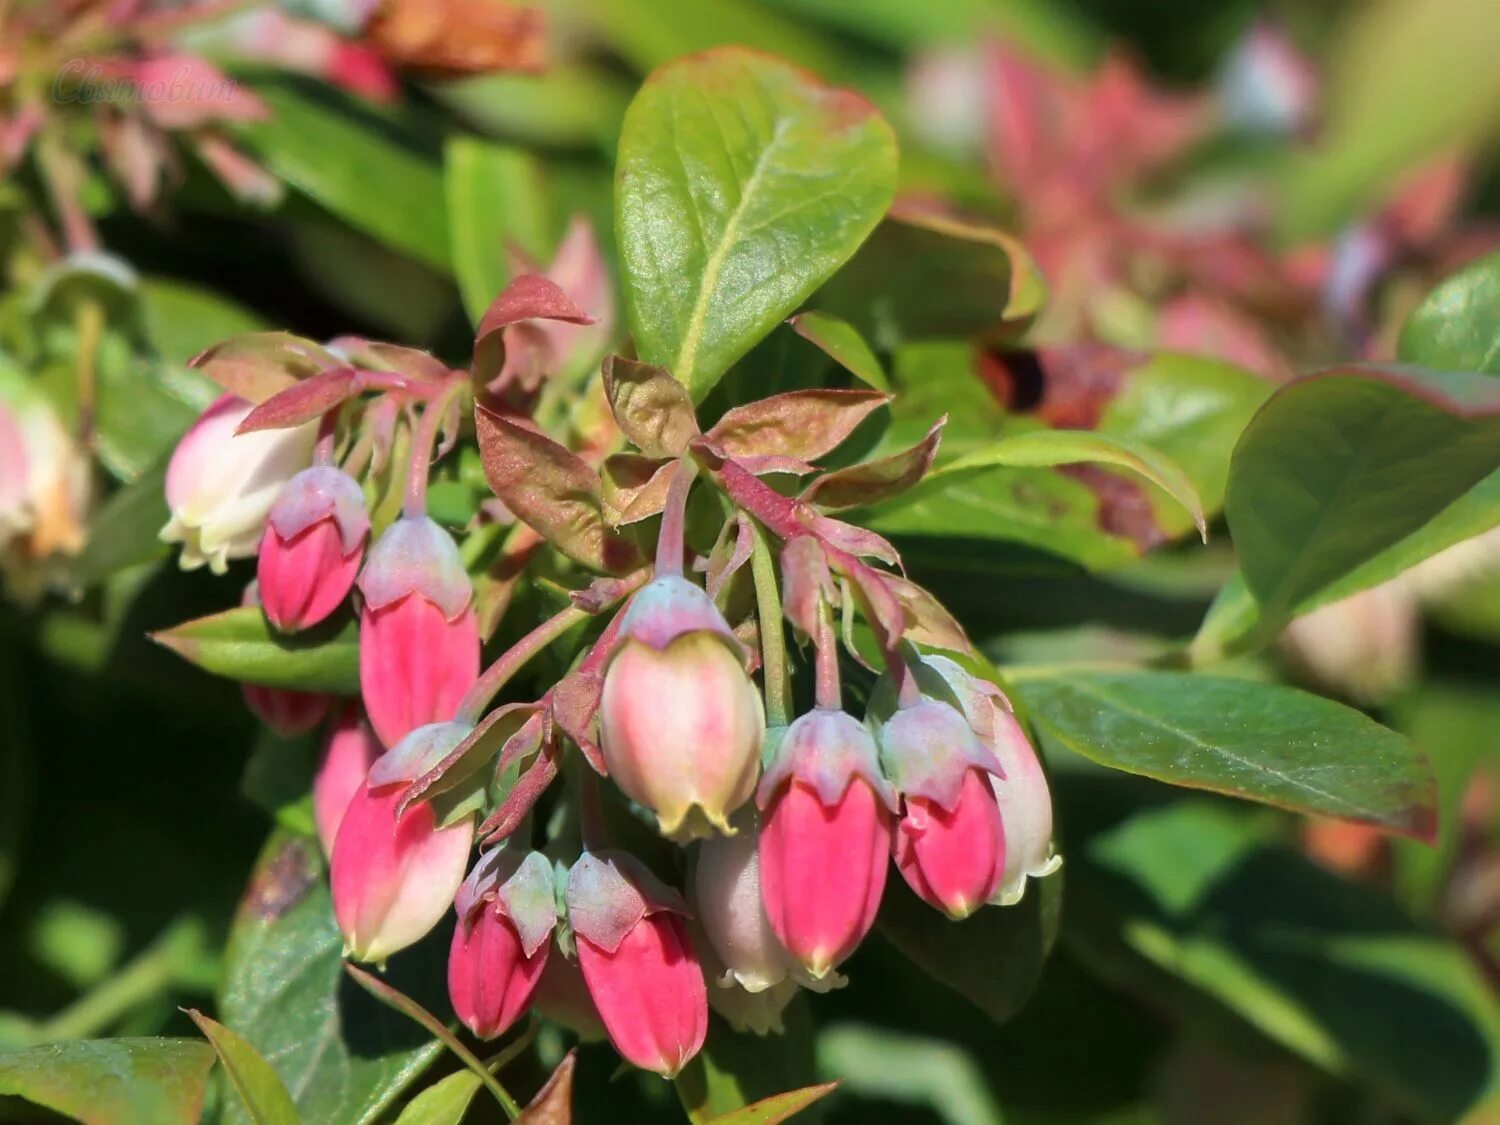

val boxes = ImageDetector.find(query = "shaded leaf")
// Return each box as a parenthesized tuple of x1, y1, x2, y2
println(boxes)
(0, 1039, 214, 1125)
(788, 310, 888, 389)
(676, 1000, 821, 1123)
(186, 1010, 298, 1125)
(706, 1083, 839, 1125)
(190, 332, 338, 404)
(66, 459, 170, 587)
(617, 47, 897, 400)
(1011, 669, 1437, 841)
(877, 867, 1060, 1025)
(393, 1068, 484, 1125)
(516, 1050, 575, 1124)
(151, 606, 359, 693)
(220, 832, 441, 1124)
(817, 206, 1045, 351)
(475, 407, 643, 572)
(1225, 364, 1500, 621)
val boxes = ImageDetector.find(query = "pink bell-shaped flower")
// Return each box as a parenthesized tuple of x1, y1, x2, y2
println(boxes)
(756, 709, 897, 980)
(566, 851, 707, 1076)
(331, 722, 476, 962)
(448, 849, 555, 1039)
(598, 575, 764, 840)
(258, 466, 369, 632)
(357, 516, 479, 747)
(239, 582, 331, 735)
(879, 698, 1007, 920)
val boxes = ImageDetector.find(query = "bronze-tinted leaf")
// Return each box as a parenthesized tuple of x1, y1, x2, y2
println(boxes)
(708, 388, 889, 463)
(601, 355, 700, 459)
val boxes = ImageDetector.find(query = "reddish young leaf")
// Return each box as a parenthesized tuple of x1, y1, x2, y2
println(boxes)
(885, 574, 972, 653)
(481, 744, 561, 843)
(235, 367, 360, 433)
(601, 455, 677, 527)
(401, 701, 542, 814)
(328, 337, 454, 382)
(473, 274, 598, 394)
(601, 355, 700, 459)
(476, 408, 643, 573)
(708, 388, 889, 462)
(516, 1050, 576, 1123)
(808, 514, 901, 568)
(801, 418, 945, 511)
(779, 534, 835, 638)
(190, 332, 338, 403)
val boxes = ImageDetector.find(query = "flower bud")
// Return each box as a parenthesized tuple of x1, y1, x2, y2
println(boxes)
(892, 656, 1060, 905)
(332, 722, 476, 962)
(566, 851, 707, 1076)
(756, 710, 896, 980)
(879, 699, 1006, 920)
(598, 576, 764, 840)
(358, 516, 479, 748)
(242, 681, 332, 737)
(693, 814, 801, 994)
(161, 393, 316, 573)
(258, 466, 369, 632)
(448, 850, 555, 1039)
(314, 704, 381, 856)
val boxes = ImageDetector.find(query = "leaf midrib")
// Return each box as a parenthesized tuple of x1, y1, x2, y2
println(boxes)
(672, 108, 795, 389)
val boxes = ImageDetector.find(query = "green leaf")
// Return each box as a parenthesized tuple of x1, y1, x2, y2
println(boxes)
(1224, 364, 1500, 623)
(877, 865, 1061, 1025)
(243, 75, 449, 269)
(393, 1067, 485, 1125)
(788, 311, 888, 389)
(1011, 669, 1437, 841)
(67, 459, 171, 587)
(676, 1000, 821, 1123)
(706, 1083, 840, 1124)
(445, 137, 554, 326)
(186, 1009, 298, 1125)
(1399, 249, 1500, 375)
(139, 279, 268, 364)
(1072, 800, 1500, 1121)
(0, 1038, 215, 1124)
(817, 209, 1045, 351)
(219, 832, 442, 1124)
(932, 429, 1207, 541)
(429, 67, 630, 153)
(616, 47, 896, 401)
(1094, 352, 1271, 537)
(151, 606, 359, 693)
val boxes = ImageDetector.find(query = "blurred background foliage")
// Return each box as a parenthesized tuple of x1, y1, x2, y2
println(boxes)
(2, 0, 1500, 1121)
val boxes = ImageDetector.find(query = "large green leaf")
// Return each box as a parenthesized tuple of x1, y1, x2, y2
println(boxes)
(877, 867, 1061, 1025)
(242, 76, 449, 269)
(444, 137, 554, 326)
(1398, 249, 1500, 376)
(1194, 470, 1500, 659)
(139, 279, 267, 364)
(219, 832, 441, 1124)
(151, 606, 359, 693)
(0, 1038, 215, 1124)
(1071, 801, 1500, 1122)
(616, 47, 896, 401)
(1010, 669, 1436, 841)
(1224, 364, 1500, 622)
(67, 459, 171, 588)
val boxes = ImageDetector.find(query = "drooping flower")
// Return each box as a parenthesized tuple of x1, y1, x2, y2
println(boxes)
(258, 466, 369, 632)
(566, 850, 707, 1076)
(598, 575, 764, 839)
(314, 704, 382, 856)
(357, 516, 479, 747)
(693, 813, 802, 994)
(239, 582, 332, 736)
(448, 849, 555, 1039)
(161, 393, 316, 573)
(331, 722, 476, 962)
(757, 710, 896, 980)
(879, 698, 1007, 920)
(0, 383, 91, 570)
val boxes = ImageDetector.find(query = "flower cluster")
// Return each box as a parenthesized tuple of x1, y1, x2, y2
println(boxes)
(155, 251, 1057, 1077)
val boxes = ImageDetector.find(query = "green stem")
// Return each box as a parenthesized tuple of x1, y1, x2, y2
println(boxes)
(456, 602, 592, 724)
(749, 520, 791, 727)
(73, 298, 103, 448)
